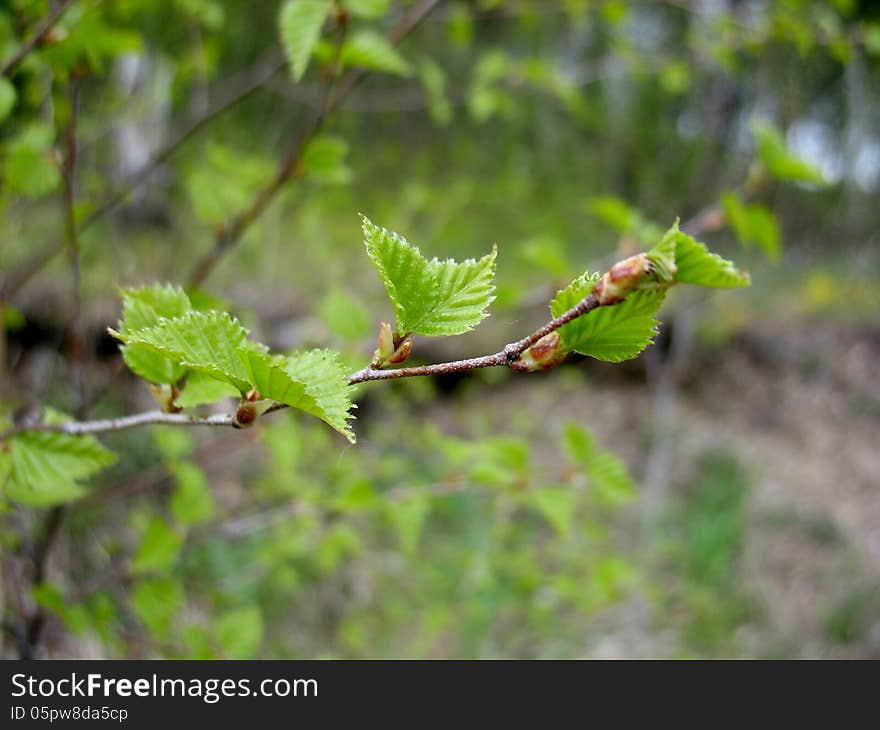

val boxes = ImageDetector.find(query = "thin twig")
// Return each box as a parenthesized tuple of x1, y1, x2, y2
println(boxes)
(0, 410, 234, 440)
(186, 0, 443, 287)
(0, 0, 76, 78)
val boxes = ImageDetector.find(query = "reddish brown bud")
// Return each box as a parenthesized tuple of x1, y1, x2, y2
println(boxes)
(593, 254, 652, 305)
(511, 332, 568, 372)
(234, 402, 258, 428)
(234, 398, 272, 428)
(386, 335, 413, 364)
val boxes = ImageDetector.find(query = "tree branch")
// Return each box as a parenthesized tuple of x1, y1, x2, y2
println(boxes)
(0, 287, 604, 440)
(0, 0, 76, 78)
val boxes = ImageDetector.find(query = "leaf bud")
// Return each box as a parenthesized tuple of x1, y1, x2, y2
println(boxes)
(511, 332, 568, 372)
(593, 254, 652, 305)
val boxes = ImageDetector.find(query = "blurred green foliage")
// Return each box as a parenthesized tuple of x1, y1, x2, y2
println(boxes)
(2, 0, 879, 659)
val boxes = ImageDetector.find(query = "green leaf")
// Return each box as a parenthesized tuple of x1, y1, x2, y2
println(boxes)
(284, 349, 356, 442)
(419, 57, 452, 126)
(319, 287, 371, 341)
(113, 310, 251, 391)
(301, 134, 352, 185)
(118, 285, 192, 385)
(279, 0, 332, 82)
(587, 196, 664, 245)
(169, 461, 214, 526)
(341, 30, 412, 76)
(551, 275, 664, 362)
(32, 584, 90, 635)
(0, 77, 17, 123)
(721, 191, 781, 262)
(131, 517, 184, 574)
(670, 224, 751, 288)
(3, 123, 62, 198)
(387, 495, 430, 555)
(646, 224, 679, 283)
(5, 431, 116, 507)
(119, 284, 192, 331)
(152, 427, 195, 460)
(529, 486, 577, 539)
(563, 422, 634, 507)
(215, 605, 264, 658)
(175, 371, 240, 408)
(186, 143, 275, 226)
(587, 450, 636, 506)
(362, 216, 496, 337)
(131, 577, 182, 640)
(753, 121, 826, 185)
(344, 0, 391, 17)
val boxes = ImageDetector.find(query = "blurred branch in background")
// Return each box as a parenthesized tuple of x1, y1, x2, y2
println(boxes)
(187, 0, 443, 287)
(0, 51, 286, 303)
(0, 0, 76, 78)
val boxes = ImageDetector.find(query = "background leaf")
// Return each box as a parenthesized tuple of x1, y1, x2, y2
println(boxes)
(341, 31, 412, 76)
(5, 431, 116, 507)
(753, 121, 826, 185)
(279, 0, 332, 81)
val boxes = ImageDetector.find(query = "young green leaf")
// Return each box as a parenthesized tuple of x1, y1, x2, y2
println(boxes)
(669, 224, 751, 288)
(131, 517, 184, 574)
(113, 310, 251, 392)
(551, 274, 664, 362)
(562, 422, 635, 506)
(344, 0, 391, 17)
(529, 486, 577, 539)
(284, 349, 357, 443)
(118, 284, 192, 385)
(341, 31, 412, 76)
(169, 461, 215, 526)
(753, 121, 826, 185)
(362, 216, 496, 337)
(302, 135, 352, 185)
(5, 431, 117, 507)
(721, 191, 781, 262)
(174, 371, 240, 409)
(279, 0, 332, 82)
(0, 77, 17, 123)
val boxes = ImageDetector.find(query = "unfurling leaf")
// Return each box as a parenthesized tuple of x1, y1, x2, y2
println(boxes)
(362, 215, 496, 337)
